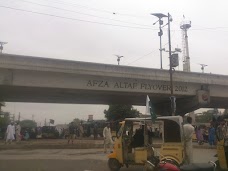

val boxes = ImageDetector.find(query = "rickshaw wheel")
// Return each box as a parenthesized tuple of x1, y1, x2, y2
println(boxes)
(108, 158, 121, 171)
(162, 159, 180, 167)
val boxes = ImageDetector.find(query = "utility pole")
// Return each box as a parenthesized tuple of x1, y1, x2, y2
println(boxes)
(13, 114, 15, 122)
(18, 112, 21, 122)
(115, 55, 123, 65)
(44, 118, 46, 126)
(0, 41, 7, 53)
(32, 114, 34, 121)
(168, 13, 176, 116)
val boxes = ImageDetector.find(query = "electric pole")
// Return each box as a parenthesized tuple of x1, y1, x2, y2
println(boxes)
(0, 41, 7, 53)
(13, 114, 15, 122)
(168, 13, 176, 116)
(18, 112, 21, 122)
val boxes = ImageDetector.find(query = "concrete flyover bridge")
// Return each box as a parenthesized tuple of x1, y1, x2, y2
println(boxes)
(0, 53, 228, 116)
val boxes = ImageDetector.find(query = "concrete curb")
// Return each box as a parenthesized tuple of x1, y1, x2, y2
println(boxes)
(0, 143, 216, 150)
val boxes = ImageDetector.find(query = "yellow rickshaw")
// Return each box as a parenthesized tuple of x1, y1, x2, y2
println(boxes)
(108, 116, 217, 171)
(157, 116, 185, 166)
(107, 118, 158, 171)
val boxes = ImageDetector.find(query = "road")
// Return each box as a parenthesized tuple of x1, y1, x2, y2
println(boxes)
(0, 148, 217, 171)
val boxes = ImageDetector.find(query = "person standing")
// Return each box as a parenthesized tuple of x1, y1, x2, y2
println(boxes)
(5, 122, 15, 144)
(103, 123, 113, 153)
(208, 124, 215, 147)
(93, 123, 98, 140)
(183, 116, 194, 164)
(15, 122, 21, 142)
(196, 126, 204, 145)
(12, 123, 15, 140)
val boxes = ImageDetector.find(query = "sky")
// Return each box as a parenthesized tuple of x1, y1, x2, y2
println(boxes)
(0, 0, 228, 125)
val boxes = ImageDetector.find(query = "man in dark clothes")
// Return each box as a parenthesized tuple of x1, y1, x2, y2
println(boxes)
(132, 127, 144, 147)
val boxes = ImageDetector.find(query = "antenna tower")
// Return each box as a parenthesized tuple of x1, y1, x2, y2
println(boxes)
(180, 17, 191, 72)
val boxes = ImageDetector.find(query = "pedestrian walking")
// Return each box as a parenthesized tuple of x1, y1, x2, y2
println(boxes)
(183, 116, 194, 164)
(208, 124, 215, 147)
(103, 123, 113, 153)
(93, 123, 98, 140)
(5, 122, 15, 144)
(196, 126, 204, 145)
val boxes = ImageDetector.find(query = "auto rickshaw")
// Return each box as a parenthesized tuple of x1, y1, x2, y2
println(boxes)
(108, 118, 159, 171)
(158, 116, 185, 166)
(108, 116, 216, 171)
(215, 118, 228, 170)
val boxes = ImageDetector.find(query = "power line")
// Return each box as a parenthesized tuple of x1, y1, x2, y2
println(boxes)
(126, 49, 158, 65)
(0, 5, 157, 30)
(35, 0, 152, 19)
(1, 4, 226, 32)
(13, 0, 155, 27)
(127, 42, 169, 65)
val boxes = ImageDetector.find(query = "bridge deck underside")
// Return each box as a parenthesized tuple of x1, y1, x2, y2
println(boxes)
(0, 86, 178, 105)
(1, 86, 228, 115)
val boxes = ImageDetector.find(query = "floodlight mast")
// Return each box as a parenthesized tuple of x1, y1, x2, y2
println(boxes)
(180, 17, 191, 72)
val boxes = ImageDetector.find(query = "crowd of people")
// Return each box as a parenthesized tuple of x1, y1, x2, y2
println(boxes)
(193, 117, 228, 147)
(4, 121, 30, 144)
(183, 116, 228, 164)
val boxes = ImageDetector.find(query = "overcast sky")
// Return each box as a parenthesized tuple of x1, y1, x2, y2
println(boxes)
(1, 0, 228, 125)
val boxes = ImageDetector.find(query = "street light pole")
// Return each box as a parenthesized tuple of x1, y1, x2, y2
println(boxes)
(151, 13, 167, 69)
(159, 21, 163, 69)
(0, 41, 7, 53)
(168, 13, 175, 116)
(115, 55, 123, 65)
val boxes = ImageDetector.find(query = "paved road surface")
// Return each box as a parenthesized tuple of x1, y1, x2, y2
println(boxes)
(0, 148, 217, 171)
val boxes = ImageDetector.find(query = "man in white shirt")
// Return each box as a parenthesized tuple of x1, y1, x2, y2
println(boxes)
(103, 123, 113, 153)
(183, 116, 194, 164)
(5, 122, 15, 144)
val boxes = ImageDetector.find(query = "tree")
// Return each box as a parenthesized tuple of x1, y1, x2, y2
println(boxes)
(20, 120, 37, 128)
(104, 104, 140, 121)
(195, 110, 214, 123)
(0, 112, 10, 129)
(72, 118, 82, 126)
(223, 109, 228, 118)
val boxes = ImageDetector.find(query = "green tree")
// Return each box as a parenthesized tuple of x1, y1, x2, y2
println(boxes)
(195, 110, 214, 123)
(0, 112, 10, 128)
(104, 104, 140, 121)
(223, 109, 228, 118)
(72, 118, 83, 126)
(20, 120, 37, 128)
